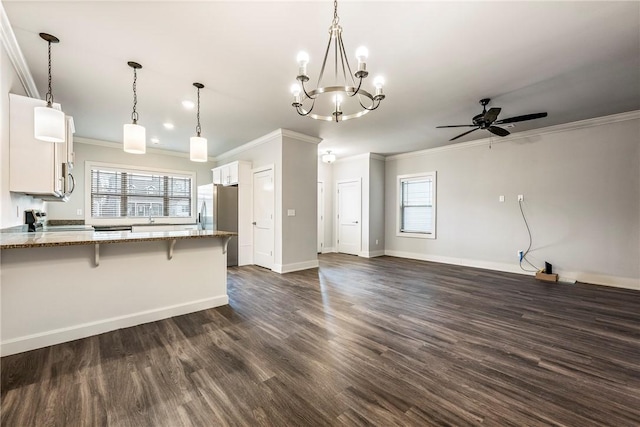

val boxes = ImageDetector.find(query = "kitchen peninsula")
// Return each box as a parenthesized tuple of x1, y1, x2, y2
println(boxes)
(0, 228, 235, 356)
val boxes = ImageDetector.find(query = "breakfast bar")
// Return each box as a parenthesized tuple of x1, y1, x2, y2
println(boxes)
(0, 229, 235, 356)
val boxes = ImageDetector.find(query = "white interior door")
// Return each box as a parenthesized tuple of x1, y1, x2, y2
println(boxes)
(317, 181, 324, 253)
(253, 168, 274, 269)
(337, 180, 361, 255)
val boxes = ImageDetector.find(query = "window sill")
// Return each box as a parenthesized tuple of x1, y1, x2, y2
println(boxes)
(396, 231, 436, 239)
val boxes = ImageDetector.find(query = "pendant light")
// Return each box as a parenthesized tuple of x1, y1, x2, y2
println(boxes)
(190, 83, 207, 162)
(123, 61, 146, 154)
(34, 33, 65, 143)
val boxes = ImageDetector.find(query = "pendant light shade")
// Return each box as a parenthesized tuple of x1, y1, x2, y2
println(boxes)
(34, 106, 65, 142)
(190, 82, 208, 162)
(190, 136, 207, 162)
(34, 33, 65, 143)
(123, 61, 146, 154)
(123, 123, 146, 154)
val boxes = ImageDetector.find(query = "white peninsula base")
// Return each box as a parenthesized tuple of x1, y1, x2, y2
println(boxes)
(1, 236, 229, 356)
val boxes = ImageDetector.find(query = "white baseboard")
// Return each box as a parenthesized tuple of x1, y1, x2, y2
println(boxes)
(273, 259, 320, 274)
(383, 250, 639, 290)
(321, 247, 336, 254)
(0, 295, 229, 357)
(361, 250, 385, 258)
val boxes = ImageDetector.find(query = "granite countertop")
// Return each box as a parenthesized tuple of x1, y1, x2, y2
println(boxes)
(0, 229, 236, 249)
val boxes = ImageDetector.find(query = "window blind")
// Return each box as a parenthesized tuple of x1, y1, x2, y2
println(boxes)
(400, 177, 433, 234)
(91, 169, 192, 219)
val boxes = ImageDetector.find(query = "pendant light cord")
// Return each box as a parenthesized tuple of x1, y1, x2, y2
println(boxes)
(131, 67, 138, 124)
(46, 41, 53, 106)
(196, 86, 201, 137)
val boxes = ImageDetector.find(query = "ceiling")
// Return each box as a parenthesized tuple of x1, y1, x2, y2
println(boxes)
(4, 1, 639, 160)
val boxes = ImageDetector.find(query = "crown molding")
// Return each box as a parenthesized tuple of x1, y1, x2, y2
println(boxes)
(74, 136, 215, 162)
(281, 129, 322, 145)
(386, 110, 640, 161)
(0, 3, 39, 98)
(215, 128, 321, 163)
(334, 152, 384, 164)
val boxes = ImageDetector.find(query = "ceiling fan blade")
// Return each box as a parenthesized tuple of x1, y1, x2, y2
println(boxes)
(488, 126, 510, 137)
(436, 125, 476, 128)
(450, 127, 479, 141)
(483, 107, 501, 123)
(495, 112, 548, 125)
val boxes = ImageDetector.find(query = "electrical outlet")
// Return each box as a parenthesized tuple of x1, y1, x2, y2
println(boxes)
(499, 195, 505, 202)
(376, 239, 379, 245)
(76, 209, 83, 216)
(518, 194, 524, 202)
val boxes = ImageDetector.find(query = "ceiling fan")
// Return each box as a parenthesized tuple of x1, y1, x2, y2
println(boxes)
(437, 98, 548, 141)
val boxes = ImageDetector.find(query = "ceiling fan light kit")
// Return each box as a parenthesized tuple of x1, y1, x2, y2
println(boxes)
(123, 61, 146, 154)
(437, 98, 548, 142)
(291, 0, 386, 122)
(189, 83, 208, 162)
(34, 33, 66, 143)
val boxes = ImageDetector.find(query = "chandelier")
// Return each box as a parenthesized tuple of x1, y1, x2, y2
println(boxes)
(290, 0, 385, 122)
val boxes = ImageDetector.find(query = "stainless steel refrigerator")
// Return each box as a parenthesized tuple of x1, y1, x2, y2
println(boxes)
(197, 183, 238, 266)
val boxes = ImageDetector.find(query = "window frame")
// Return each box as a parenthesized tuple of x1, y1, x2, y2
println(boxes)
(84, 161, 197, 226)
(396, 171, 437, 239)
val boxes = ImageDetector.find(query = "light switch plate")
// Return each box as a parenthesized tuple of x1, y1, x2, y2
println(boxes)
(499, 195, 505, 202)
(287, 209, 295, 217)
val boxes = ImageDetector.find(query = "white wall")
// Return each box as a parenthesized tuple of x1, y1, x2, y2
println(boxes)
(46, 139, 215, 221)
(369, 155, 385, 255)
(318, 159, 334, 252)
(0, 37, 44, 228)
(385, 114, 640, 290)
(281, 134, 318, 269)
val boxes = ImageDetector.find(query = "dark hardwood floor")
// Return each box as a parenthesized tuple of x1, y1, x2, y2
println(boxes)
(2, 253, 639, 426)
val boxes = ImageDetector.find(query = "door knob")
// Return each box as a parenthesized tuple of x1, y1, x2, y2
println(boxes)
(252, 221, 257, 225)
(353, 221, 359, 224)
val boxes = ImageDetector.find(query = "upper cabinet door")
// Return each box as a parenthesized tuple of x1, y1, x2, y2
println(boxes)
(212, 167, 223, 185)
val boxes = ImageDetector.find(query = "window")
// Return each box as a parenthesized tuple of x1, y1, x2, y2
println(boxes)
(397, 172, 436, 238)
(86, 162, 196, 225)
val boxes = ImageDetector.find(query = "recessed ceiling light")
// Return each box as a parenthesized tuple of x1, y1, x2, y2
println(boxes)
(182, 100, 195, 109)
(151, 137, 160, 144)
(163, 123, 174, 130)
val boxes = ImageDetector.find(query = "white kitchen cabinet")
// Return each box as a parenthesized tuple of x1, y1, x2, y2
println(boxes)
(9, 93, 75, 200)
(212, 161, 247, 186)
(212, 167, 223, 185)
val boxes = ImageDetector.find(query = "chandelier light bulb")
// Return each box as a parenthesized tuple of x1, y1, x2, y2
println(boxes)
(290, 83, 301, 97)
(297, 51, 309, 77)
(374, 76, 385, 89)
(355, 46, 369, 63)
(296, 51, 310, 66)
